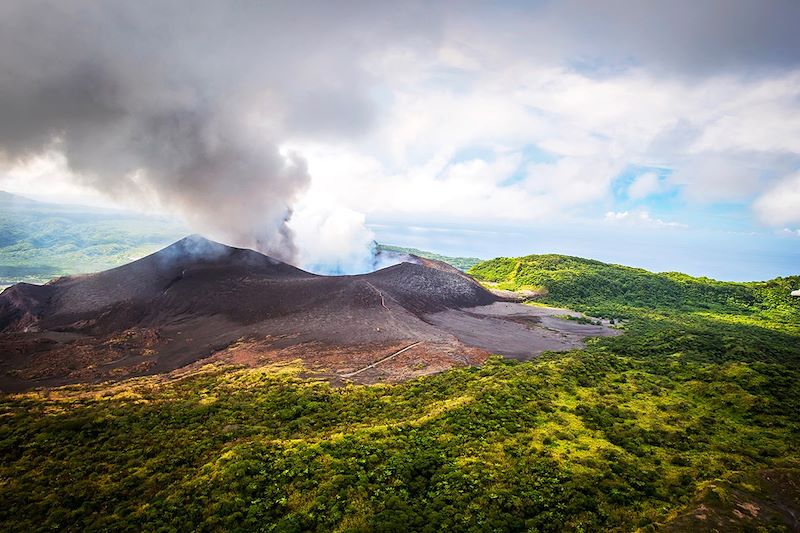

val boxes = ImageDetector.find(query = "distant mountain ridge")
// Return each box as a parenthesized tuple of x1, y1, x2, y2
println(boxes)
(375, 243, 482, 271)
(0, 191, 39, 206)
(0, 191, 186, 287)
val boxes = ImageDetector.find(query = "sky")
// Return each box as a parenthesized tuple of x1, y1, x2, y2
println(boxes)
(0, 0, 799, 280)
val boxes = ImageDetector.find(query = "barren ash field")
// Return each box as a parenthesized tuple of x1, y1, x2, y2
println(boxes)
(0, 235, 616, 391)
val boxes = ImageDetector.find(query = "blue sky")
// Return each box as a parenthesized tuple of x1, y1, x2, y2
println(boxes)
(0, 1, 798, 280)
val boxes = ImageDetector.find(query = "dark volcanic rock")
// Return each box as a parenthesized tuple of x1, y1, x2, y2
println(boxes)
(3, 235, 314, 333)
(365, 262, 495, 314)
(0, 235, 495, 336)
(0, 283, 54, 332)
(0, 235, 498, 389)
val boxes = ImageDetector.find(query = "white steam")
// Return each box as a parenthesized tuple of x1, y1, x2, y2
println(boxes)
(291, 206, 410, 274)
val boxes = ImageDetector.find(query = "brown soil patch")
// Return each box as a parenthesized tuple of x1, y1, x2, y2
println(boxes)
(182, 337, 489, 384)
(662, 469, 800, 531)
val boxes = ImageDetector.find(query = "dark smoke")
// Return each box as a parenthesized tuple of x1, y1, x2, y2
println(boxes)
(0, 0, 438, 262)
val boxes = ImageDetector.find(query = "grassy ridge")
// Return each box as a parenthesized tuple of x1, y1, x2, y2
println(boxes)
(468, 254, 800, 322)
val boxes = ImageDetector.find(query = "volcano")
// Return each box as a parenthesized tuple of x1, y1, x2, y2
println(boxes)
(0, 236, 616, 390)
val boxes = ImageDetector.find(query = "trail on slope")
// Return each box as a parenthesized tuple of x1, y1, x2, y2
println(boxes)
(365, 281, 389, 310)
(341, 341, 423, 378)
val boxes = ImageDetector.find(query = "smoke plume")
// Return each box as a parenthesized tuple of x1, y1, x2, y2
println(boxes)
(0, 1, 435, 262)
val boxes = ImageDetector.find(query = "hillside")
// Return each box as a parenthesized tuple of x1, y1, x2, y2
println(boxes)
(469, 254, 800, 321)
(1, 249, 799, 531)
(0, 192, 185, 287)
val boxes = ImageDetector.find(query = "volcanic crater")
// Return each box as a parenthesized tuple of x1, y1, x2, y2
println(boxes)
(0, 235, 617, 391)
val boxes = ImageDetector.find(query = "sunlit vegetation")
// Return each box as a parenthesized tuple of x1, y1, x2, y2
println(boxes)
(469, 254, 800, 325)
(1, 253, 798, 530)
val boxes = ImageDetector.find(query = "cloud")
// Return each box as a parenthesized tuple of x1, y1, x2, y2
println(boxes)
(1, 0, 799, 268)
(667, 155, 764, 203)
(292, 144, 554, 224)
(473, 0, 800, 76)
(0, 1, 439, 262)
(605, 210, 687, 228)
(627, 172, 662, 200)
(0, 149, 112, 207)
(296, 58, 800, 228)
(754, 172, 800, 225)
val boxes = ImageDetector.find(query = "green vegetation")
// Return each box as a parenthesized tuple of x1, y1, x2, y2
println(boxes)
(469, 254, 800, 326)
(377, 243, 483, 271)
(554, 314, 602, 326)
(1, 345, 798, 530)
(0, 192, 184, 287)
(1, 253, 798, 530)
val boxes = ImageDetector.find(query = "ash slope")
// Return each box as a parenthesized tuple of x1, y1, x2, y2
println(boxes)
(0, 236, 613, 390)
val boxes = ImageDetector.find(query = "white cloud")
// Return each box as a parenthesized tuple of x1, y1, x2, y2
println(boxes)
(605, 210, 687, 228)
(293, 49, 800, 233)
(667, 155, 763, 203)
(7, 41, 796, 254)
(689, 74, 800, 154)
(754, 172, 800, 225)
(292, 143, 556, 224)
(627, 172, 662, 200)
(524, 157, 622, 206)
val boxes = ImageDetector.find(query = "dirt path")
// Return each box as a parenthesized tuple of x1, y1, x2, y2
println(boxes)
(364, 281, 389, 310)
(341, 341, 422, 378)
